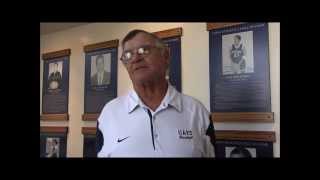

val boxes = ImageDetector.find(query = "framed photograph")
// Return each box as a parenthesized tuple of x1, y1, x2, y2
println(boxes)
(154, 28, 182, 92)
(40, 127, 68, 158)
(83, 40, 118, 120)
(213, 130, 275, 158)
(45, 137, 60, 158)
(208, 23, 271, 113)
(90, 53, 111, 86)
(48, 61, 63, 90)
(226, 146, 257, 158)
(41, 49, 70, 121)
(222, 31, 254, 75)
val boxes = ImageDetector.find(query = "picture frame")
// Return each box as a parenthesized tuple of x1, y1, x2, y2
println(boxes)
(40, 126, 68, 158)
(208, 23, 271, 120)
(154, 27, 182, 92)
(213, 130, 275, 158)
(41, 49, 71, 121)
(83, 40, 119, 121)
(82, 127, 97, 157)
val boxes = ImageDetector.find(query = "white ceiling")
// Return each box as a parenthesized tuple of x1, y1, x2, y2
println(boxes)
(40, 23, 89, 35)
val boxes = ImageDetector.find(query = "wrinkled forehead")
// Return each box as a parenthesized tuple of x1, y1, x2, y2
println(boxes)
(123, 32, 156, 51)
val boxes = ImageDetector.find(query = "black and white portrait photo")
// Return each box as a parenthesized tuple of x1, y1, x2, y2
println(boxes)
(225, 146, 256, 158)
(90, 53, 111, 86)
(45, 137, 60, 158)
(48, 61, 63, 90)
(222, 31, 254, 75)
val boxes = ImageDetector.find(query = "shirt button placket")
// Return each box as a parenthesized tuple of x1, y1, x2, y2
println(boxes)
(153, 116, 159, 140)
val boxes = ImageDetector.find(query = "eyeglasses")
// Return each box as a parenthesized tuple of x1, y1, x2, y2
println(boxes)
(120, 45, 161, 64)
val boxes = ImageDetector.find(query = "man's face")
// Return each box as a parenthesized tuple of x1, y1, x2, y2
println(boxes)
(122, 33, 169, 84)
(233, 36, 240, 45)
(96, 58, 104, 73)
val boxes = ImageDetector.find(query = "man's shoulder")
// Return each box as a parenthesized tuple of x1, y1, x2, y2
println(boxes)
(98, 94, 129, 123)
(178, 93, 210, 127)
(179, 93, 208, 111)
(101, 95, 128, 112)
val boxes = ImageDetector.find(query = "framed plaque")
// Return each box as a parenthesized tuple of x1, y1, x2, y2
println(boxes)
(208, 23, 271, 114)
(154, 28, 182, 92)
(83, 40, 119, 121)
(41, 49, 70, 121)
(40, 126, 68, 158)
(213, 130, 275, 158)
(82, 127, 97, 157)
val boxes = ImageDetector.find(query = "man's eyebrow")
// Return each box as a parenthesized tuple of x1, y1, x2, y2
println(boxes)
(122, 47, 134, 53)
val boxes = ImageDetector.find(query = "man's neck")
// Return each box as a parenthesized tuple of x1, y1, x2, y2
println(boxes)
(133, 79, 168, 112)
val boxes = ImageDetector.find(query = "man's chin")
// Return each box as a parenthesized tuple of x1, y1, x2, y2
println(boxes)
(133, 76, 150, 83)
(131, 73, 155, 84)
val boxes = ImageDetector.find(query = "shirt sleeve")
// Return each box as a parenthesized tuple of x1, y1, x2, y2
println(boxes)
(200, 106, 216, 157)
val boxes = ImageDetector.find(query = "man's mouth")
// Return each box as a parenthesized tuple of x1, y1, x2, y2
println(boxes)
(133, 66, 148, 71)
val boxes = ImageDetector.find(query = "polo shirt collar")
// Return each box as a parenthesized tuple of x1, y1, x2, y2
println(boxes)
(127, 83, 182, 114)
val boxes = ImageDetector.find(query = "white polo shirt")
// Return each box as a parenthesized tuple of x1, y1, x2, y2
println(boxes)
(97, 84, 215, 157)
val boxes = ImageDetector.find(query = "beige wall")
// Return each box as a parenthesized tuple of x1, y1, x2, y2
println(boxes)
(40, 23, 280, 157)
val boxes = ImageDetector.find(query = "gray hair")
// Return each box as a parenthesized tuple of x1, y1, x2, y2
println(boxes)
(121, 29, 167, 50)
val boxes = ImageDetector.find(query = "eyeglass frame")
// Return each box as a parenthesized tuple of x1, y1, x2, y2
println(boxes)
(120, 44, 165, 64)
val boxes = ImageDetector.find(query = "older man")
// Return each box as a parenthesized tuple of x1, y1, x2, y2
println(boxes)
(97, 29, 215, 157)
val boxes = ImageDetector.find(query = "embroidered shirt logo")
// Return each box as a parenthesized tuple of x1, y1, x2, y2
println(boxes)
(178, 129, 193, 139)
(117, 136, 130, 143)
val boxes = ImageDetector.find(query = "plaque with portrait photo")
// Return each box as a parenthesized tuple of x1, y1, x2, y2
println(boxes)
(216, 140, 273, 158)
(41, 49, 70, 120)
(40, 127, 68, 158)
(213, 130, 275, 158)
(154, 28, 182, 92)
(208, 23, 271, 113)
(162, 37, 182, 92)
(82, 127, 98, 157)
(83, 40, 118, 119)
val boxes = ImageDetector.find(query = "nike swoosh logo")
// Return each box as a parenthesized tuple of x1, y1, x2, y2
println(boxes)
(117, 136, 130, 143)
